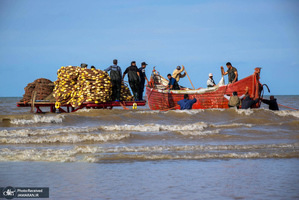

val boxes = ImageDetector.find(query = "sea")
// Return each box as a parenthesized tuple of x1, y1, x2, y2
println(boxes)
(0, 96, 298, 200)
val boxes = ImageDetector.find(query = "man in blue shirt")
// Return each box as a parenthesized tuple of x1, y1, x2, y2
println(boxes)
(177, 94, 197, 110)
(166, 74, 180, 90)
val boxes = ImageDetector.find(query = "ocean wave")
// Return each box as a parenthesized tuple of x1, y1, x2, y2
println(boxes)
(1, 143, 298, 162)
(99, 122, 208, 132)
(178, 129, 221, 136)
(0, 126, 100, 137)
(9, 115, 65, 125)
(210, 123, 253, 128)
(74, 109, 92, 113)
(0, 148, 77, 162)
(0, 132, 130, 144)
(0, 122, 259, 138)
(83, 151, 299, 162)
(171, 109, 205, 115)
(135, 110, 161, 115)
(236, 109, 254, 115)
(275, 110, 299, 118)
(76, 143, 299, 153)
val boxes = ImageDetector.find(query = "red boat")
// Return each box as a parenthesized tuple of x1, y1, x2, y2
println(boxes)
(146, 68, 263, 110)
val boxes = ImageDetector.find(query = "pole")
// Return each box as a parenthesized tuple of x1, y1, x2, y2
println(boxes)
(182, 65, 195, 89)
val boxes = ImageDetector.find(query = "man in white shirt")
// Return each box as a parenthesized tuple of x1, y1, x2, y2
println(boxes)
(207, 73, 216, 87)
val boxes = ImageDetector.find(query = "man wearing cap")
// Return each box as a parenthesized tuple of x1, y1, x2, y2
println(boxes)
(138, 62, 149, 101)
(123, 61, 140, 101)
(207, 73, 216, 87)
(221, 62, 238, 84)
(172, 65, 186, 82)
(104, 59, 122, 102)
(224, 87, 248, 108)
(81, 63, 88, 68)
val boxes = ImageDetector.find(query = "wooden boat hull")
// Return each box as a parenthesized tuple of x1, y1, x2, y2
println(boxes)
(146, 68, 262, 110)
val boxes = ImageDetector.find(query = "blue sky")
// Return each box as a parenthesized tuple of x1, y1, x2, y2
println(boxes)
(0, 0, 298, 96)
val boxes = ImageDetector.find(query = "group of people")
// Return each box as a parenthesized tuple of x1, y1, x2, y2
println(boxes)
(177, 89, 279, 110)
(80, 60, 148, 102)
(166, 62, 238, 90)
(169, 62, 278, 111)
(81, 61, 278, 111)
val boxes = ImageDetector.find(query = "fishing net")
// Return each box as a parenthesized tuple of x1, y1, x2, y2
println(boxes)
(20, 66, 133, 107)
(120, 83, 134, 101)
(53, 66, 133, 107)
(20, 78, 54, 102)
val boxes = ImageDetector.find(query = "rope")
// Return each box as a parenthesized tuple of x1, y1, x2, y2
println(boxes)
(277, 103, 298, 111)
(221, 84, 229, 108)
(160, 105, 180, 111)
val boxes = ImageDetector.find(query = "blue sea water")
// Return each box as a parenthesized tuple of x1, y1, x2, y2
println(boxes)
(0, 96, 298, 199)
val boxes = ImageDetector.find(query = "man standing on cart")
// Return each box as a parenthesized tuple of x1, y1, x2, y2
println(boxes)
(123, 61, 140, 101)
(104, 59, 122, 102)
(138, 62, 149, 101)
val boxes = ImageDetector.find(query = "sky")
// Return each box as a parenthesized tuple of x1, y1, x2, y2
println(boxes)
(0, 0, 298, 97)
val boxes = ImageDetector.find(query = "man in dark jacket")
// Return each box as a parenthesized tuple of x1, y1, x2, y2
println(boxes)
(138, 62, 149, 101)
(104, 59, 122, 101)
(166, 74, 180, 90)
(177, 94, 197, 110)
(261, 96, 279, 110)
(241, 94, 259, 109)
(123, 61, 140, 101)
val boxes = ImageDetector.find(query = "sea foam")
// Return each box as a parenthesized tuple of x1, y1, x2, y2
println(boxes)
(10, 115, 64, 125)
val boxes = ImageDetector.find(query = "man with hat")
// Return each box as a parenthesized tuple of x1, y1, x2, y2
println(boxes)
(138, 62, 149, 101)
(172, 65, 186, 82)
(104, 59, 122, 102)
(207, 73, 216, 87)
(123, 61, 140, 101)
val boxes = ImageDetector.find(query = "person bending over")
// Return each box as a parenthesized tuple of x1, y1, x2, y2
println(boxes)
(224, 87, 248, 108)
(166, 74, 180, 90)
(241, 94, 259, 109)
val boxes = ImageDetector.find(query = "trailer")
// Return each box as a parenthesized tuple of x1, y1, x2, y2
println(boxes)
(17, 100, 146, 113)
